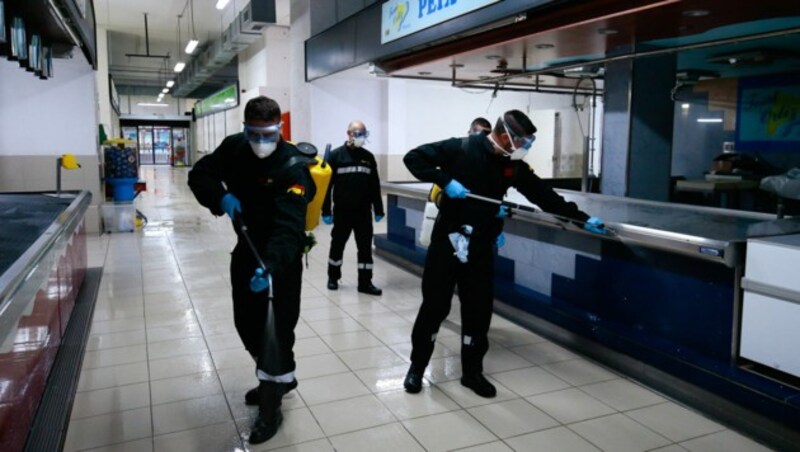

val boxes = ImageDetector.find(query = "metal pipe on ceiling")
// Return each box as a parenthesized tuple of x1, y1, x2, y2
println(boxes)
(453, 26, 800, 88)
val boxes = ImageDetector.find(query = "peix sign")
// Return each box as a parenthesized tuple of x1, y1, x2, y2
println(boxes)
(381, 0, 500, 44)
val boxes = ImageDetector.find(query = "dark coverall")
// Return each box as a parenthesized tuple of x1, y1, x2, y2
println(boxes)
(403, 134, 589, 375)
(322, 143, 384, 286)
(188, 133, 315, 377)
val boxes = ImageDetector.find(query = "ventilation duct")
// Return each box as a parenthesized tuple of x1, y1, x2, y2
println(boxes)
(173, 0, 275, 97)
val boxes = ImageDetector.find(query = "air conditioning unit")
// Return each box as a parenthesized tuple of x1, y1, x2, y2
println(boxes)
(240, 0, 276, 34)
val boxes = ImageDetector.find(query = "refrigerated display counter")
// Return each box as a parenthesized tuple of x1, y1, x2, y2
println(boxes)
(0, 191, 91, 451)
(376, 181, 800, 449)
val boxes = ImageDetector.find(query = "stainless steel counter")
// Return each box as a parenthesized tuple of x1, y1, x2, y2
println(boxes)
(382, 182, 795, 267)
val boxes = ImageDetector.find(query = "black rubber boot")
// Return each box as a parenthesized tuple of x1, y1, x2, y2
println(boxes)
(248, 381, 286, 444)
(327, 279, 339, 290)
(357, 270, 382, 295)
(245, 379, 297, 406)
(460, 373, 497, 398)
(403, 364, 425, 393)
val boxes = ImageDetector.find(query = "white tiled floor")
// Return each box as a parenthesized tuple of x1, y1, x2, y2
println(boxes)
(64, 166, 774, 451)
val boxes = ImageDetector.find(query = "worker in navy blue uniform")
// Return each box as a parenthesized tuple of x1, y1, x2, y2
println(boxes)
(188, 96, 315, 444)
(402, 109, 604, 398)
(322, 120, 385, 295)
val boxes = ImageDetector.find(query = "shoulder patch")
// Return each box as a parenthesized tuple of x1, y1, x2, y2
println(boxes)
(287, 184, 306, 196)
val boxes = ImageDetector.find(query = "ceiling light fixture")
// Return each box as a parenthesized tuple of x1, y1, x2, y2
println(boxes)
(166, 80, 175, 88)
(215, 0, 230, 10)
(162, 88, 169, 93)
(697, 118, 723, 123)
(174, 15, 185, 73)
(681, 103, 690, 110)
(185, 0, 199, 54)
(683, 9, 709, 17)
(138, 102, 169, 107)
(597, 28, 619, 35)
(185, 39, 198, 54)
(534, 43, 554, 49)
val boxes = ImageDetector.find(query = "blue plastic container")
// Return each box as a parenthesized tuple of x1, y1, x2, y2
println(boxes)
(107, 178, 138, 202)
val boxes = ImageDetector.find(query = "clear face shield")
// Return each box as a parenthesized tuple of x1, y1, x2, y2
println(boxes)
(243, 122, 282, 158)
(243, 122, 282, 143)
(349, 128, 370, 147)
(501, 119, 535, 160)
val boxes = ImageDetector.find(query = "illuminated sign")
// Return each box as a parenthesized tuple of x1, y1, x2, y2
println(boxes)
(195, 83, 239, 118)
(381, 0, 500, 44)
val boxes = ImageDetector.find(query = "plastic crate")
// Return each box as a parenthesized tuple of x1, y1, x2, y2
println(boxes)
(101, 202, 136, 233)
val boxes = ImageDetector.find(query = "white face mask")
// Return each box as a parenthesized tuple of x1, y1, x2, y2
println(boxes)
(506, 146, 529, 160)
(250, 141, 277, 159)
(351, 137, 366, 148)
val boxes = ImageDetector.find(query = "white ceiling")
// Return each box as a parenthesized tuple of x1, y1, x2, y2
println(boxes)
(97, 0, 290, 56)
(98, 0, 290, 91)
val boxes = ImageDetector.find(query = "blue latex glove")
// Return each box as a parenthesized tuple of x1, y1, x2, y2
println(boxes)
(322, 215, 333, 225)
(375, 214, 384, 222)
(584, 217, 607, 235)
(444, 179, 470, 199)
(496, 232, 506, 249)
(496, 205, 510, 218)
(220, 193, 241, 220)
(250, 268, 270, 293)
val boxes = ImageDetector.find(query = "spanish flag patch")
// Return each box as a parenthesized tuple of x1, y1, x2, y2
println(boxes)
(287, 184, 305, 196)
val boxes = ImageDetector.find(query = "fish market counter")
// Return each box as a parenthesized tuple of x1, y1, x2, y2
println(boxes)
(0, 191, 91, 451)
(375, 181, 800, 449)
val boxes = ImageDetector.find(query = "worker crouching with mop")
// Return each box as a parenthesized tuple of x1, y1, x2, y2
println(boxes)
(402, 109, 605, 397)
(188, 96, 315, 444)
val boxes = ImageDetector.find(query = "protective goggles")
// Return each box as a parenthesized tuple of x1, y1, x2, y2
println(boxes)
(502, 120, 535, 151)
(243, 122, 282, 143)
(350, 129, 370, 139)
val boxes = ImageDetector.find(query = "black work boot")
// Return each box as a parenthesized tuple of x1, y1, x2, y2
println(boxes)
(403, 364, 425, 393)
(358, 282, 382, 295)
(245, 379, 297, 406)
(328, 261, 342, 290)
(461, 373, 497, 398)
(249, 381, 286, 444)
(357, 270, 382, 295)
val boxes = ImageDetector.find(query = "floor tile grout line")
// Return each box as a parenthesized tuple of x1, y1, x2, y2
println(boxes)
(163, 227, 247, 449)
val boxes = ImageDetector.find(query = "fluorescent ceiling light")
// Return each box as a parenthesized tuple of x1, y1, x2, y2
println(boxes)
(137, 102, 169, 107)
(162, 88, 169, 94)
(166, 80, 175, 88)
(174, 62, 186, 72)
(185, 39, 199, 54)
(681, 103, 690, 110)
(216, 0, 230, 9)
(697, 118, 723, 123)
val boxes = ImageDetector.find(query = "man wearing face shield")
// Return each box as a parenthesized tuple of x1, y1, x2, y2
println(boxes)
(322, 121, 385, 295)
(402, 109, 602, 398)
(188, 96, 316, 444)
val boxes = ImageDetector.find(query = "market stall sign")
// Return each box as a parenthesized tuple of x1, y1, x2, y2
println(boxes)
(195, 84, 239, 118)
(381, 0, 500, 44)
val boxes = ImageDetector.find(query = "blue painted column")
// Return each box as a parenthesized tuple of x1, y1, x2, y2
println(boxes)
(601, 55, 676, 201)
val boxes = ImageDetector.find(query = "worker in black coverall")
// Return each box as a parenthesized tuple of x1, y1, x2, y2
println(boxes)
(322, 120, 384, 295)
(402, 109, 605, 398)
(188, 96, 315, 445)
